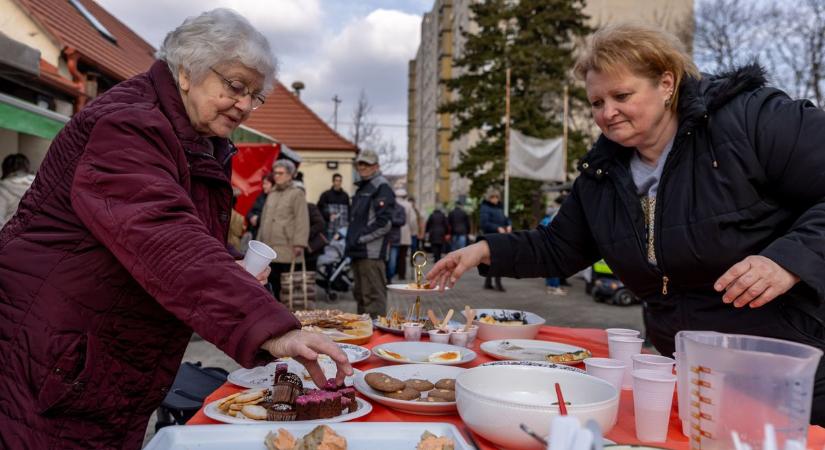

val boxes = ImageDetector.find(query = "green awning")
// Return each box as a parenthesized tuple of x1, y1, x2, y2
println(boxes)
(0, 93, 68, 140)
(231, 124, 277, 144)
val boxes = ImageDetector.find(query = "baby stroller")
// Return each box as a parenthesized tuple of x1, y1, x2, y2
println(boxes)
(315, 228, 353, 301)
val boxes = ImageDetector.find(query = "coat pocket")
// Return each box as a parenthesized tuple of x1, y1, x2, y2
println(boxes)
(36, 332, 145, 418)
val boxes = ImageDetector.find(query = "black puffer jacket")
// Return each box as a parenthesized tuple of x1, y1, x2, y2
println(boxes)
(484, 65, 825, 357)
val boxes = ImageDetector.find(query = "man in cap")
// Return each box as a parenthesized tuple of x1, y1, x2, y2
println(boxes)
(346, 149, 395, 316)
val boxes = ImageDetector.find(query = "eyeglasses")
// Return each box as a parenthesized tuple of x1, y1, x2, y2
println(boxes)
(210, 67, 266, 110)
(273, 171, 289, 176)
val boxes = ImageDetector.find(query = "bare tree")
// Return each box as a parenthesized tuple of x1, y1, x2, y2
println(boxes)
(349, 90, 406, 172)
(349, 90, 378, 149)
(769, 0, 825, 106)
(693, 0, 770, 73)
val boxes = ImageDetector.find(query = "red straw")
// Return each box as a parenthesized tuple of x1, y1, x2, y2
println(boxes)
(554, 382, 568, 416)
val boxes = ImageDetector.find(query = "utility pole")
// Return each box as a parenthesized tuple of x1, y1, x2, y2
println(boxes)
(332, 95, 342, 131)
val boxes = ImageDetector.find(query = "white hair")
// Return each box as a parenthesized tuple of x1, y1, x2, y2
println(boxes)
(157, 8, 276, 92)
(273, 159, 296, 175)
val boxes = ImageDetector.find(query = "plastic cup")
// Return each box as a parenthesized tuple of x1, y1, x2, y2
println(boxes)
(632, 369, 677, 442)
(243, 240, 277, 276)
(632, 354, 675, 374)
(402, 322, 423, 341)
(450, 330, 470, 347)
(428, 329, 451, 343)
(606, 328, 641, 338)
(584, 357, 626, 393)
(608, 336, 644, 389)
(465, 325, 478, 343)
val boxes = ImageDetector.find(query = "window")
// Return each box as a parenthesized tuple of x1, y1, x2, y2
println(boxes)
(69, 0, 117, 44)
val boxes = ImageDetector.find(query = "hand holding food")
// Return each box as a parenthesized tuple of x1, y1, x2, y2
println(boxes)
(235, 260, 271, 285)
(427, 242, 491, 290)
(262, 330, 353, 387)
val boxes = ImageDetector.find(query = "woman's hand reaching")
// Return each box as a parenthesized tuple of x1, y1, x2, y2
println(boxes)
(714, 255, 800, 308)
(427, 241, 491, 290)
(261, 330, 353, 387)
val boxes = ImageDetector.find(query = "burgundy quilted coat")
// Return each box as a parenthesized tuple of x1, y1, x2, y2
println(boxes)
(0, 61, 301, 449)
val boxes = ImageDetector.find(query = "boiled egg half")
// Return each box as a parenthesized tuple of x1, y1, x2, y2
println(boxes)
(428, 350, 462, 363)
(375, 348, 409, 361)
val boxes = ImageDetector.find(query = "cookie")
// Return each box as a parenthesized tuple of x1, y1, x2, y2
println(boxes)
(384, 386, 421, 401)
(405, 379, 435, 391)
(365, 372, 406, 393)
(235, 389, 267, 404)
(434, 378, 455, 390)
(240, 404, 268, 420)
(427, 388, 456, 401)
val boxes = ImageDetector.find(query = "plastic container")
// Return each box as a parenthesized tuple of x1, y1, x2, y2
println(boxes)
(675, 331, 822, 450)
(242, 240, 276, 276)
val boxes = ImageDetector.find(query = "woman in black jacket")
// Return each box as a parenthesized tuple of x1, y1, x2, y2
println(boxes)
(429, 23, 825, 425)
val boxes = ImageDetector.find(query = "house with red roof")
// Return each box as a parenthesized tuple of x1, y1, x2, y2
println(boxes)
(0, 0, 293, 165)
(245, 83, 358, 201)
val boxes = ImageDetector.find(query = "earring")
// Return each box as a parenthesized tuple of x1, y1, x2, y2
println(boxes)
(664, 92, 674, 108)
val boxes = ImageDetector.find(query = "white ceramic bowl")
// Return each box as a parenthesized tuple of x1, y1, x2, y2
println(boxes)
(456, 365, 619, 450)
(473, 309, 546, 341)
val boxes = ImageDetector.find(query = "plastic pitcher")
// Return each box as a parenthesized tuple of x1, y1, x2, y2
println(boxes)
(675, 331, 822, 450)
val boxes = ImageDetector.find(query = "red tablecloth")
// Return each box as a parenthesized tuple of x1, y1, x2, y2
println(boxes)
(188, 326, 825, 449)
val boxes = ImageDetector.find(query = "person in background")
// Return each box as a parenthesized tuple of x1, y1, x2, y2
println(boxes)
(0, 9, 350, 449)
(395, 189, 416, 280)
(408, 196, 422, 253)
(247, 172, 274, 238)
(448, 200, 471, 251)
(478, 188, 511, 291)
(318, 173, 350, 239)
(428, 22, 825, 425)
(425, 205, 450, 263)
(294, 181, 326, 272)
(227, 187, 246, 253)
(258, 159, 309, 299)
(346, 149, 394, 316)
(0, 154, 35, 229)
(385, 191, 407, 281)
(539, 204, 566, 296)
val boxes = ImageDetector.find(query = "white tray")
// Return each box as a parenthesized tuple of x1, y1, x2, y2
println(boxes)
(372, 341, 476, 365)
(386, 283, 449, 295)
(227, 358, 361, 389)
(145, 422, 475, 449)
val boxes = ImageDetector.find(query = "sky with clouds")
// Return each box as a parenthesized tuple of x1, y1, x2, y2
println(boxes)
(97, 0, 431, 173)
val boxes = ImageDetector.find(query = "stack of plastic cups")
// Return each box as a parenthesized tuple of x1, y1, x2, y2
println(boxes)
(606, 328, 641, 339)
(632, 369, 677, 442)
(608, 336, 644, 389)
(632, 354, 675, 374)
(584, 358, 627, 394)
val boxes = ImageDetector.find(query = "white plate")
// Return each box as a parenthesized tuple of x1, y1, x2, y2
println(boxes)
(480, 360, 586, 373)
(227, 357, 361, 389)
(203, 396, 372, 425)
(145, 422, 474, 450)
(337, 343, 372, 363)
(372, 341, 476, 365)
(480, 339, 590, 364)
(354, 364, 465, 415)
(386, 283, 449, 295)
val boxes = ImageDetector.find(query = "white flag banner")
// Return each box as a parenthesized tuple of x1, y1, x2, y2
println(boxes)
(509, 129, 565, 182)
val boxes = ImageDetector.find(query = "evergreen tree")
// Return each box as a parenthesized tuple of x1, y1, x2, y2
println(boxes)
(440, 0, 591, 227)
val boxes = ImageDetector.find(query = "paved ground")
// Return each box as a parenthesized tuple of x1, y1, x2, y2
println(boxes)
(142, 267, 647, 446)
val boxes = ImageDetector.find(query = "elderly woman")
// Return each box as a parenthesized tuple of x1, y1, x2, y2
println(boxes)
(0, 9, 350, 449)
(429, 23, 825, 424)
(257, 159, 309, 299)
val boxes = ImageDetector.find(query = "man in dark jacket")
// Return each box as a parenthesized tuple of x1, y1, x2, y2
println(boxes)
(479, 189, 510, 291)
(318, 173, 350, 239)
(448, 201, 471, 251)
(346, 150, 394, 316)
(426, 206, 450, 262)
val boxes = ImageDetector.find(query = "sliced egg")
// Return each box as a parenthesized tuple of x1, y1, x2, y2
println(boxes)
(376, 348, 409, 361)
(428, 350, 462, 363)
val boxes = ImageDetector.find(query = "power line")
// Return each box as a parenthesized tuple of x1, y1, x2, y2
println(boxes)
(335, 121, 441, 130)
